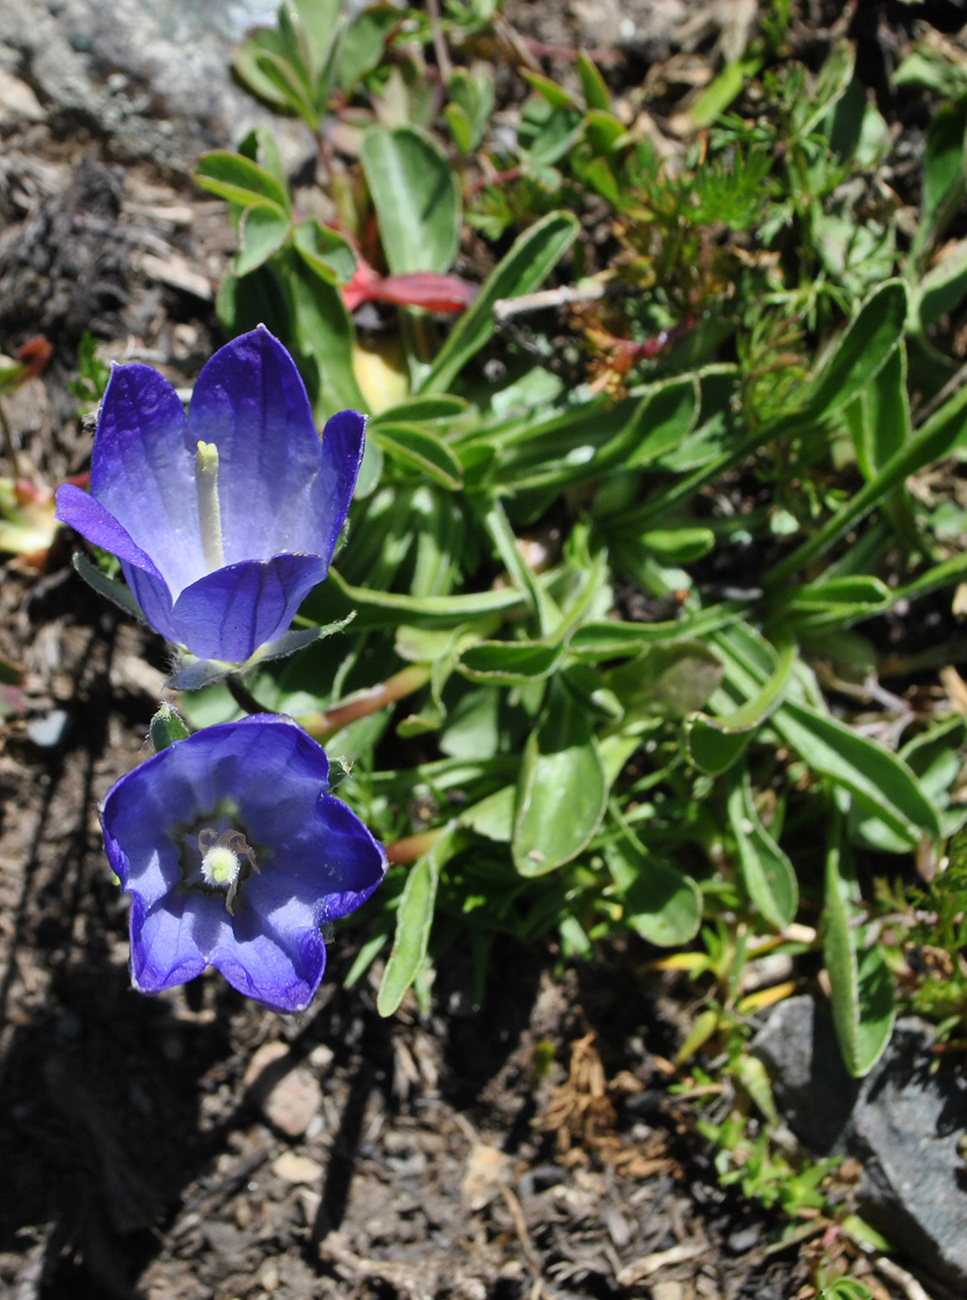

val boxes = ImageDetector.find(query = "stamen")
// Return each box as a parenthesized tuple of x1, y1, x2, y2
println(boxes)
(195, 440, 224, 572)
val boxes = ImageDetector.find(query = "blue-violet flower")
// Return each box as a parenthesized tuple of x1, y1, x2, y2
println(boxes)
(101, 715, 386, 1012)
(56, 326, 364, 666)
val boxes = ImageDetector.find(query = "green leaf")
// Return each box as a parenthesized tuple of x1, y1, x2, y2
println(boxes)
(255, 48, 319, 128)
(281, 251, 367, 416)
(233, 28, 296, 111)
(235, 203, 292, 276)
(688, 56, 763, 129)
(518, 97, 585, 167)
(799, 40, 856, 139)
(520, 70, 579, 109)
(917, 235, 967, 327)
(368, 395, 468, 426)
(727, 770, 798, 929)
(848, 341, 910, 479)
(448, 68, 494, 152)
(360, 126, 461, 275)
(605, 640, 723, 721)
(774, 700, 942, 842)
(421, 212, 579, 394)
(798, 280, 906, 425)
(371, 423, 463, 489)
(292, 218, 358, 284)
(513, 681, 608, 875)
(460, 783, 515, 842)
(780, 575, 891, 633)
(606, 838, 701, 946)
(458, 640, 562, 684)
(576, 51, 610, 111)
(686, 638, 796, 775)
(193, 150, 291, 214)
(628, 282, 906, 532)
(376, 826, 460, 1017)
(328, 566, 532, 626)
(237, 125, 288, 192)
(339, 3, 399, 92)
(569, 604, 741, 660)
(823, 805, 895, 1077)
(922, 94, 967, 232)
(445, 102, 474, 154)
(767, 359, 967, 586)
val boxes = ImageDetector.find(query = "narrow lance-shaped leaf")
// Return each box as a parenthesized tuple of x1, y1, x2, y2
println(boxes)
(421, 212, 579, 395)
(823, 797, 895, 1077)
(377, 824, 461, 1017)
(726, 768, 798, 929)
(773, 699, 941, 843)
(628, 279, 907, 530)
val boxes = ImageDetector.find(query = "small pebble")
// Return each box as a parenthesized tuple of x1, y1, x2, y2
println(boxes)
(273, 1151, 323, 1185)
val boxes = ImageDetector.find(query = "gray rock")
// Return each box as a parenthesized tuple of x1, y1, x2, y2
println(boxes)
(751, 996, 967, 1292)
(0, 0, 310, 166)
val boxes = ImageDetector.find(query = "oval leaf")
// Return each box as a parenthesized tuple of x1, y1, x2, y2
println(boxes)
(513, 683, 608, 876)
(361, 125, 461, 276)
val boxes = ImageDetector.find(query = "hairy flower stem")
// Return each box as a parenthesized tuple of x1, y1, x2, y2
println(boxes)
(298, 664, 432, 739)
(227, 675, 270, 715)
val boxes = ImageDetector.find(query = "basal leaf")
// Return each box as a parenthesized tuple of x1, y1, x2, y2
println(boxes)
(823, 804, 895, 1077)
(376, 827, 459, 1017)
(193, 151, 291, 214)
(421, 212, 579, 394)
(235, 203, 292, 277)
(292, 218, 358, 285)
(606, 839, 701, 947)
(774, 700, 941, 842)
(727, 770, 798, 929)
(513, 681, 608, 875)
(371, 423, 463, 489)
(361, 126, 461, 275)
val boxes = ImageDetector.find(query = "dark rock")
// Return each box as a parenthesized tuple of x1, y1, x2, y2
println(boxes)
(750, 994, 859, 1154)
(752, 997, 967, 1291)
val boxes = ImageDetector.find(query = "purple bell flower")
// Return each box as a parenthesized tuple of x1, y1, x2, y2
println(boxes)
(101, 715, 386, 1013)
(56, 327, 364, 668)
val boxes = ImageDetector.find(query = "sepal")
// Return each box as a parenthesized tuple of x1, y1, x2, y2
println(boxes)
(73, 552, 146, 622)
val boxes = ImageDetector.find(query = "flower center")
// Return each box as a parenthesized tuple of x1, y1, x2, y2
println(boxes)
(195, 439, 225, 572)
(197, 826, 258, 914)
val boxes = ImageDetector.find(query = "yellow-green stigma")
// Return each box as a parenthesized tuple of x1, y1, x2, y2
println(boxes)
(195, 439, 224, 572)
(197, 826, 258, 914)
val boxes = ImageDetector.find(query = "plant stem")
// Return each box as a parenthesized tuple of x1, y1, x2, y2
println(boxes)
(385, 827, 443, 864)
(298, 663, 431, 739)
(227, 676, 270, 715)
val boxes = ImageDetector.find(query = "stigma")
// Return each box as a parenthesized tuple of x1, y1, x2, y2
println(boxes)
(195, 440, 225, 572)
(198, 826, 258, 914)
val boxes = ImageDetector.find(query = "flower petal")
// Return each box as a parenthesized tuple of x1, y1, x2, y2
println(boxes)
(90, 363, 204, 593)
(165, 553, 326, 662)
(187, 327, 323, 564)
(130, 892, 222, 994)
(311, 409, 367, 566)
(55, 485, 166, 581)
(206, 902, 326, 1012)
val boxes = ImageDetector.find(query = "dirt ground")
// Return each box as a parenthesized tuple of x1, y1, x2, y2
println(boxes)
(0, 2, 960, 1299)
